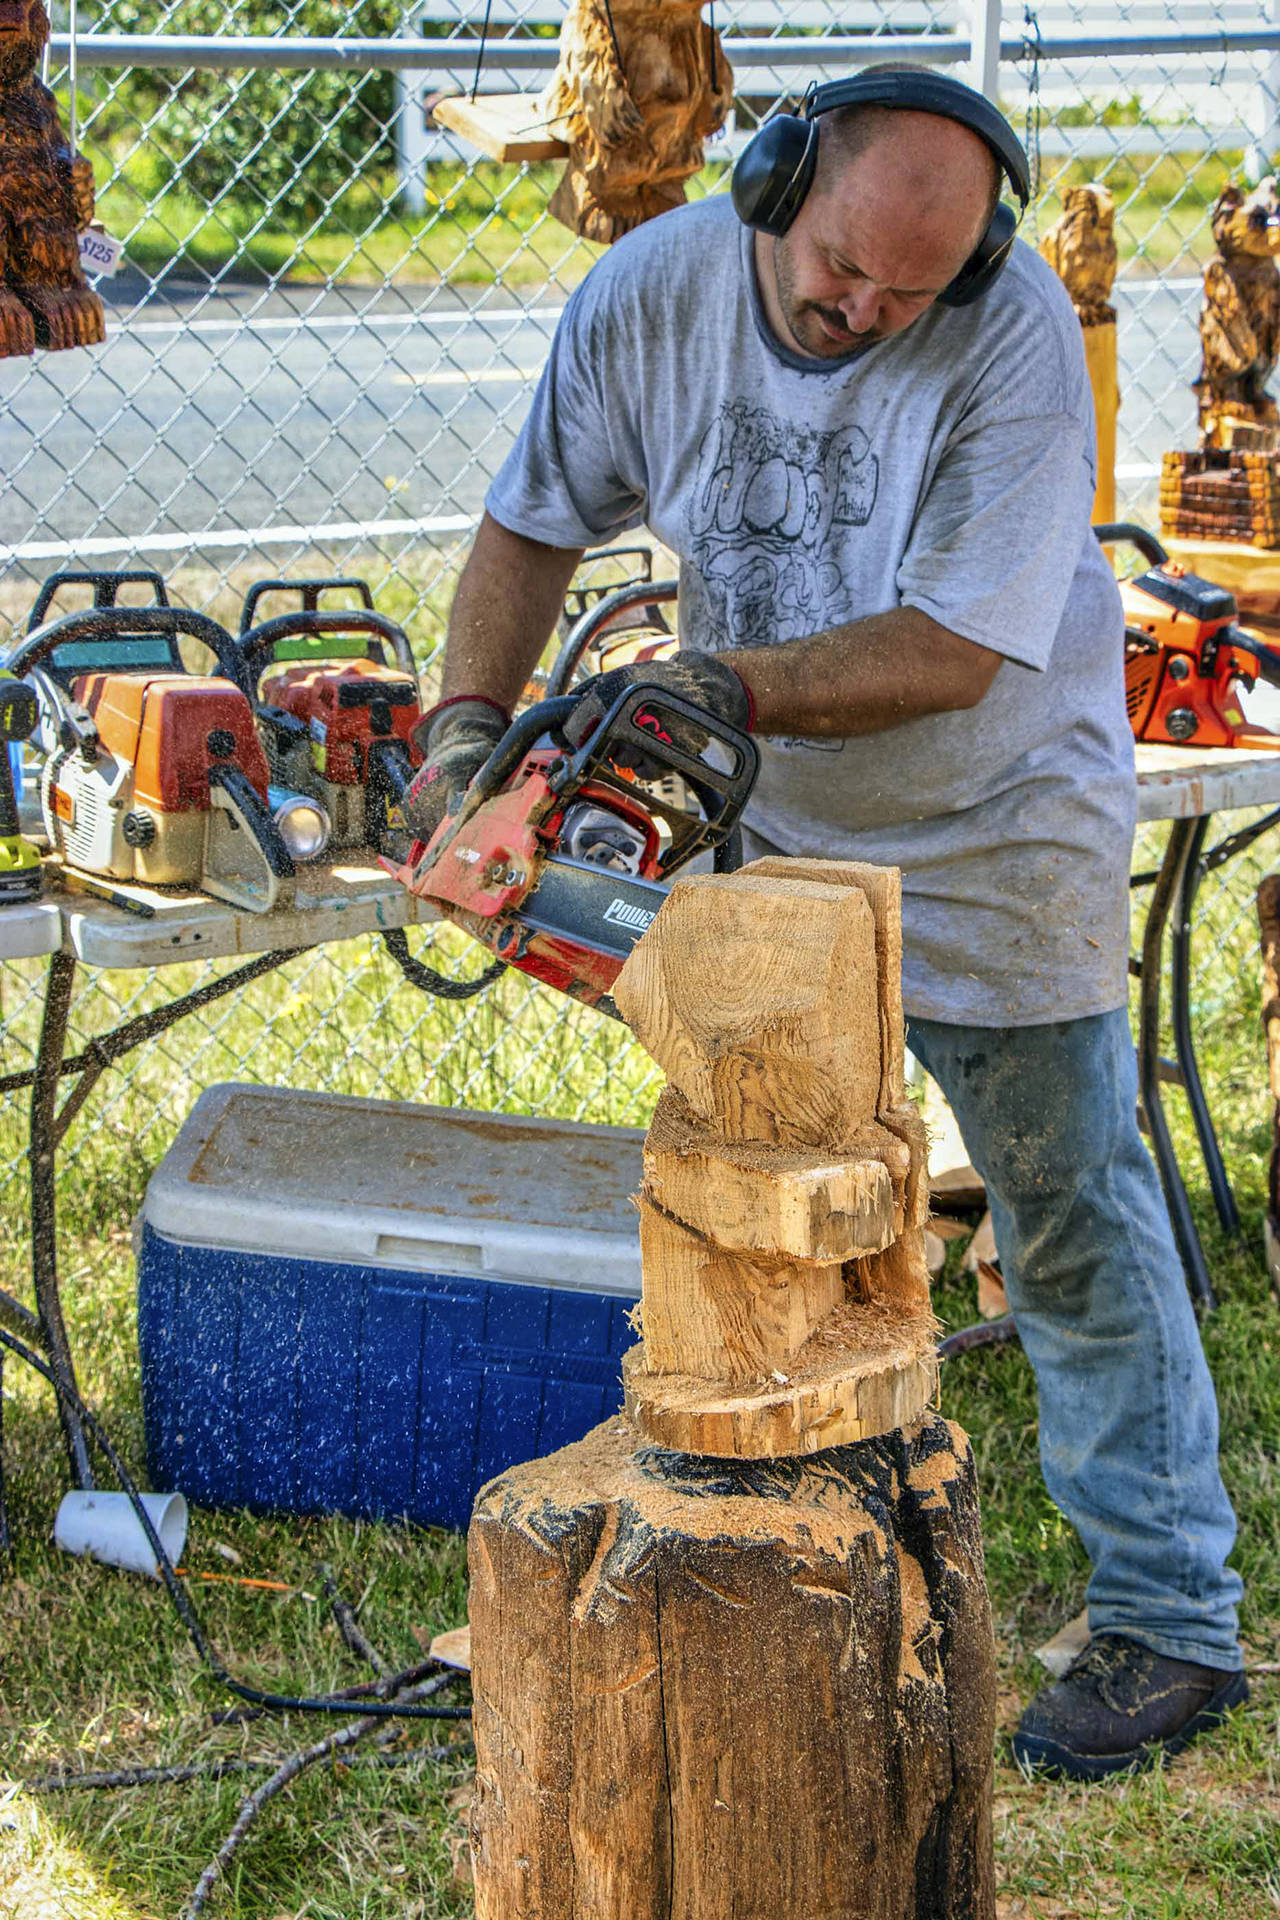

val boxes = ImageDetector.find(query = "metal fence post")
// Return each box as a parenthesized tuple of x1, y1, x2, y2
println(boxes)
(394, 4, 429, 215)
(1248, 0, 1280, 181)
(968, 0, 1002, 102)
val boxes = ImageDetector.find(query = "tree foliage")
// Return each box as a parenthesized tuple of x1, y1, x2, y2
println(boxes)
(99, 0, 403, 220)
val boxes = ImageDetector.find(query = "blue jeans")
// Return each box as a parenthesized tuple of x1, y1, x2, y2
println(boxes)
(907, 1008, 1243, 1672)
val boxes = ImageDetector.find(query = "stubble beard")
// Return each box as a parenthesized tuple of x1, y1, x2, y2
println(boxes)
(771, 232, 883, 359)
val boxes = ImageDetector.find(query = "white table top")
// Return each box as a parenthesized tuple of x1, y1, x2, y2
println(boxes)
(0, 896, 63, 962)
(1135, 743, 1280, 824)
(40, 855, 441, 970)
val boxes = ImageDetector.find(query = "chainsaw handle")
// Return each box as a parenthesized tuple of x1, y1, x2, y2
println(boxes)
(547, 581, 679, 697)
(1094, 523, 1169, 567)
(234, 609, 417, 695)
(27, 568, 170, 630)
(239, 576, 375, 635)
(3, 606, 244, 687)
(1223, 623, 1280, 691)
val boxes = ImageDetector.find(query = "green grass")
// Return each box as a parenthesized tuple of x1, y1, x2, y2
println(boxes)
(1, 721, 1279, 1910)
(2, 834, 1279, 1915)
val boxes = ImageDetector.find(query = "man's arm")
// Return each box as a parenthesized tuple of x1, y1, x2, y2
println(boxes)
(438, 512, 584, 711)
(732, 606, 1003, 737)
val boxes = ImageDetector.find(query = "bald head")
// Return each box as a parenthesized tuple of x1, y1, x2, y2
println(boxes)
(815, 103, 1001, 257)
(758, 94, 1005, 360)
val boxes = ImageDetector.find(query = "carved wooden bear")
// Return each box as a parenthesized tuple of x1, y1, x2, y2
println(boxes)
(1195, 177, 1280, 448)
(0, 0, 104, 357)
(1038, 183, 1117, 326)
(538, 0, 732, 244)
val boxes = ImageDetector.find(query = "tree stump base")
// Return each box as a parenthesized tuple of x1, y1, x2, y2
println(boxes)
(468, 1411, 996, 1920)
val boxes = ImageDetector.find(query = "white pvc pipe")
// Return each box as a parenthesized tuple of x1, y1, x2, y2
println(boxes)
(54, 1489, 188, 1577)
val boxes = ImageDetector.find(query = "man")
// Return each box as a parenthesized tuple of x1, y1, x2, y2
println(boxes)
(407, 68, 1247, 1778)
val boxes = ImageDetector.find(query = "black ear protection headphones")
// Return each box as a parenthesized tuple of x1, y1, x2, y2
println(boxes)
(731, 69, 1032, 310)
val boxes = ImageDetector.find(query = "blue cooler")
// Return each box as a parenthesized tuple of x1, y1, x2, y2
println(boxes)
(137, 1083, 644, 1531)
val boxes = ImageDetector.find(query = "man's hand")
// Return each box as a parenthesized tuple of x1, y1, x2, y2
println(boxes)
(564, 651, 752, 771)
(404, 696, 509, 844)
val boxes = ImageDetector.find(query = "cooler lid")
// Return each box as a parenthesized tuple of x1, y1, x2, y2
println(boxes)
(143, 1083, 645, 1296)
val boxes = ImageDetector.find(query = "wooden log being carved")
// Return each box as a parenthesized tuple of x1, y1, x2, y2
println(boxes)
(0, 0, 105, 356)
(536, 0, 733, 243)
(469, 1414, 997, 1919)
(1193, 177, 1280, 451)
(466, 855, 996, 1917)
(1039, 185, 1119, 523)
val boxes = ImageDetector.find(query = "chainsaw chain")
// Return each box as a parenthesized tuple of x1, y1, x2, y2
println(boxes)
(380, 927, 506, 1001)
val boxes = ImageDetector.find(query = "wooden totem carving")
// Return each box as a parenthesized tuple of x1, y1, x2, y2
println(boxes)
(1039, 184, 1119, 523)
(1194, 177, 1280, 449)
(0, 0, 104, 357)
(537, 0, 733, 244)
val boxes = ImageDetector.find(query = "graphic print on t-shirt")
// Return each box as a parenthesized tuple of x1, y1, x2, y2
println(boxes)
(688, 398, 879, 647)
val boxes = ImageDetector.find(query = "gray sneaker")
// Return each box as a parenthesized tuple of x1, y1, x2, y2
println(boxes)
(1012, 1633, 1248, 1781)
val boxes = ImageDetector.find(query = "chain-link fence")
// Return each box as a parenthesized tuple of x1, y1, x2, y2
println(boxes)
(2, 2, 1279, 1229)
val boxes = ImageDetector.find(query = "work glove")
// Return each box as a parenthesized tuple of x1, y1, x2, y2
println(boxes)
(563, 652, 753, 775)
(404, 695, 509, 844)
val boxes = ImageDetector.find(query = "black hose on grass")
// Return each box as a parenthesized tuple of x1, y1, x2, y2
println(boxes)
(0, 1327, 471, 1724)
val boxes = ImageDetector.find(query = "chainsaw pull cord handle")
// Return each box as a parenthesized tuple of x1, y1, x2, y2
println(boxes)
(547, 581, 680, 697)
(1093, 523, 1170, 568)
(239, 576, 375, 636)
(233, 609, 417, 701)
(3, 605, 245, 689)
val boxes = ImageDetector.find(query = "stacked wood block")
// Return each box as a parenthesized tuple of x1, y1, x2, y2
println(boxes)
(468, 857, 996, 1919)
(615, 858, 938, 1457)
(1160, 448, 1280, 548)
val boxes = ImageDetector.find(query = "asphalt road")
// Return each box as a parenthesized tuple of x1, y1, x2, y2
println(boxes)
(0, 271, 1200, 565)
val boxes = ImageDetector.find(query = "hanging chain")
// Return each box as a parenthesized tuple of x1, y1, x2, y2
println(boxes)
(1022, 4, 1043, 237)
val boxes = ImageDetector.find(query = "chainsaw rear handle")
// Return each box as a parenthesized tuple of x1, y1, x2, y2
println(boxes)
(239, 576, 375, 635)
(1093, 523, 1170, 568)
(4, 605, 245, 689)
(1221, 624, 1280, 690)
(547, 580, 679, 697)
(234, 608, 417, 697)
(26, 568, 169, 630)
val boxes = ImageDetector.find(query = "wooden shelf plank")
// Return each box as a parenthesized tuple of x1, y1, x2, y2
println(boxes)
(431, 92, 570, 162)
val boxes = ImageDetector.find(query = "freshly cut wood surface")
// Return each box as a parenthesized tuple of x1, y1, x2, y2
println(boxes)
(740, 854, 904, 1109)
(613, 871, 881, 1150)
(468, 1412, 996, 1919)
(637, 1194, 846, 1380)
(431, 91, 571, 161)
(847, 1223, 934, 1318)
(641, 1085, 898, 1260)
(623, 1301, 938, 1457)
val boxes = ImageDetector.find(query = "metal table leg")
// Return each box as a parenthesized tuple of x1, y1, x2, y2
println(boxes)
(1169, 814, 1241, 1235)
(29, 948, 94, 1486)
(1138, 818, 1217, 1309)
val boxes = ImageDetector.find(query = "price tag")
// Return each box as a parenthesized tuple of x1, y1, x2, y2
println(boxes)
(78, 226, 124, 279)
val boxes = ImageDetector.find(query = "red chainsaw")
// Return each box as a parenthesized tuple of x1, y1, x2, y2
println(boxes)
(1099, 522, 1280, 749)
(383, 674, 758, 1016)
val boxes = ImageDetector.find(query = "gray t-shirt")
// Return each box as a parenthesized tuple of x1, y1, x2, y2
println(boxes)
(486, 193, 1135, 1026)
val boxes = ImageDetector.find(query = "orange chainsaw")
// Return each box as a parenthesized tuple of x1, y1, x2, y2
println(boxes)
(1099, 522, 1280, 750)
(383, 680, 758, 1016)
